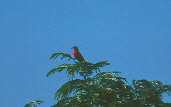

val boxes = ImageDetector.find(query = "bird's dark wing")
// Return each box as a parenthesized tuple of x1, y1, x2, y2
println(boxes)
(76, 52, 85, 62)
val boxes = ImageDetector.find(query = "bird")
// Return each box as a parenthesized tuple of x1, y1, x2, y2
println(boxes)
(72, 46, 85, 62)
(72, 46, 87, 79)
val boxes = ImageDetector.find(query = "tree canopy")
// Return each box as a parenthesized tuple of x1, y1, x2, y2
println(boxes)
(25, 51, 171, 107)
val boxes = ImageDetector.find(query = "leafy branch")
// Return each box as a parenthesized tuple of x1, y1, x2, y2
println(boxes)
(24, 100, 43, 107)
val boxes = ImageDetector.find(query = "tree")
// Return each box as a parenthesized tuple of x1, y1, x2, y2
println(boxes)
(25, 50, 171, 107)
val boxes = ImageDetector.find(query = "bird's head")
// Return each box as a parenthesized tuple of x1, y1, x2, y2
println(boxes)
(72, 46, 79, 51)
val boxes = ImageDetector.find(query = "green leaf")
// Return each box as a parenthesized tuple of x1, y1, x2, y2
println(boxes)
(50, 52, 75, 61)
(55, 79, 89, 101)
(94, 61, 110, 68)
(25, 100, 43, 107)
(47, 64, 71, 77)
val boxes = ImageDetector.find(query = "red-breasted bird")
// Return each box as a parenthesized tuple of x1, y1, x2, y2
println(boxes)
(72, 46, 85, 62)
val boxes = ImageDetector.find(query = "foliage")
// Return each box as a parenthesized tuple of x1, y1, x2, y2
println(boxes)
(25, 51, 171, 107)
(24, 100, 43, 107)
(48, 52, 171, 107)
(50, 52, 75, 61)
(47, 52, 110, 79)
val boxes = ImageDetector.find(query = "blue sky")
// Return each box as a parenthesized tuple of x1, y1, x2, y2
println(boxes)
(0, 0, 171, 106)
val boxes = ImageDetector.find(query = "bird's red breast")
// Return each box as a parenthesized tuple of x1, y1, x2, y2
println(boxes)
(73, 49, 77, 58)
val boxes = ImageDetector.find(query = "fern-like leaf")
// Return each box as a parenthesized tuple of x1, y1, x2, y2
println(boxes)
(55, 79, 89, 101)
(50, 52, 75, 61)
(24, 100, 43, 107)
(94, 61, 110, 68)
(47, 64, 71, 77)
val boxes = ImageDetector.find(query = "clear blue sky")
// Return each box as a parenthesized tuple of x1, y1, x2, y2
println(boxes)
(0, 0, 171, 106)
